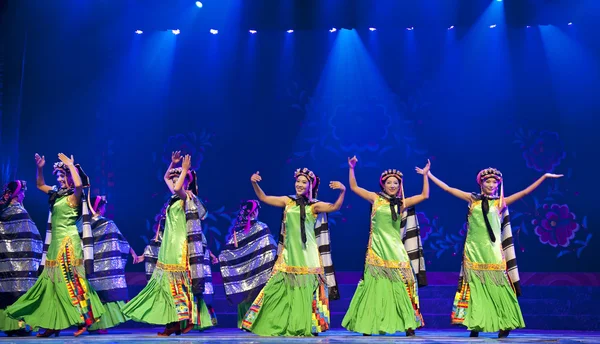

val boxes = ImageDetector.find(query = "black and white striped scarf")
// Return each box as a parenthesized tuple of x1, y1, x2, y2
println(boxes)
(88, 216, 130, 302)
(219, 221, 277, 304)
(144, 239, 162, 281)
(0, 204, 43, 308)
(400, 206, 428, 287)
(184, 194, 211, 296)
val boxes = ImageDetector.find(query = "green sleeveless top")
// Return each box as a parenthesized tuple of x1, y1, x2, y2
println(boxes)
(274, 199, 322, 274)
(464, 199, 504, 267)
(47, 195, 82, 261)
(157, 199, 188, 270)
(366, 196, 410, 268)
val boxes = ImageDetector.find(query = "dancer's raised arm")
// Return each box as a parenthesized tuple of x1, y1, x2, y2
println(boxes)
(313, 181, 346, 213)
(164, 151, 182, 194)
(250, 171, 288, 208)
(348, 156, 378, 204)
(58, 153, 83, 205)
(404, 159, 431, 208)
(417, 168, 472, 202)
(34, 153, 53, 194)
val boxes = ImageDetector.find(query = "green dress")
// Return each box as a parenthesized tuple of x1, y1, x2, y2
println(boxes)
(451, 198, 525, 332)
(5, 195, 105, 330)
(342, 196, 423, 334)
(122, 198, 213, 327)
(242, 199, 330, 336)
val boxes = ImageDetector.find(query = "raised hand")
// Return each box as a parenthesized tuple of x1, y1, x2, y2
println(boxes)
(415, 159, 431, 175)
(57, 153, 74, 166)
(171, 151, 182, 165)
(329, 181, 346, 191)
(181, 155, 192, 170)
(34, 153, 46, 168)
(250, 171, 262, 183)
(348, 156, 358, 169)
(545, 173, 564, 179)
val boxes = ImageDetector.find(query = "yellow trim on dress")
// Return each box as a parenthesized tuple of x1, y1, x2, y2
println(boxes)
(463, 255, 506, 271)
(156, 239, 189, 272)
(45, 236, 83, 267)
(365, 248, 410, 269)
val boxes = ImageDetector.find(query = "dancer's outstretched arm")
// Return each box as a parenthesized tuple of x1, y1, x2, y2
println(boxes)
(404, 159, 431, 208)
(313, 181, 346, 213)
(34, 153, 53, 194)
(504, 173, 563, 206)
(250, 171, 288, 208)
(348, 156, 377, 204)
(164, 151, 182, 194)
(418, 169, 472, 202)
(172, 154, 192, 200)
(58, 153, 83, 205)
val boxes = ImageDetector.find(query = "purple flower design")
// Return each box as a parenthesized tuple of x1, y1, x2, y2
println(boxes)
(162, 131, 213, 170)
(417, 212, 432, 241)
(533, 204, 580, 247)
(517, 130, 566, 173)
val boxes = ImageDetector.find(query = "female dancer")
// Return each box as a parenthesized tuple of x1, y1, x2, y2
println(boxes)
(87, 195, 142, 333)
(242, 168, 345, 336)
(342, 156, 430, 336)
(122, 153, 214, 336)
(6, 153, 105, 337)
(218, 200, 277, 328)
(422, 167, 562, 338)
(0, 180, 43, 336)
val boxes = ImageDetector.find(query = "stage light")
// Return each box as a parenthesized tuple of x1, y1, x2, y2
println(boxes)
(329, 28, 337, 32)
(249, 30, 257, 34)
(526, 25, 531, 28)
(195, 1, 203, 8)
(135, 30, 143, 34)
(406, 27, 414, 31)
(287, 29, 294, 33)
(489, 24, 497, 28)
(172, 29, 180, 35)
(210, 29, 218, 34)
(369, 27, 376, 31)
(568, 22, 573, 25)
(448, 25, 454, 30)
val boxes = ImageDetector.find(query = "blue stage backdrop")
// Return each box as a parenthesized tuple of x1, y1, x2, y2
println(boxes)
(1, 0, 599, 275)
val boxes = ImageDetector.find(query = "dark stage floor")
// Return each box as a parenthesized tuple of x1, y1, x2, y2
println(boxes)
(2, 328, 600, 343)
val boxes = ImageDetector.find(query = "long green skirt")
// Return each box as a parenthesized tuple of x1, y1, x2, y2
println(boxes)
(88, 301, 129, 331)
(5, 268, 105, 330)
(0, 309, 22, 331)
(242, 272, 330, 337)
(453, 272, 525, 332)
(122, 269, 213, 328)
(342, 267, 422, 334)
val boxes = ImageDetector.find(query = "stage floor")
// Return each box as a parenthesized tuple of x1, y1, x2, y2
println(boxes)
(2, 329, 600, 343)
